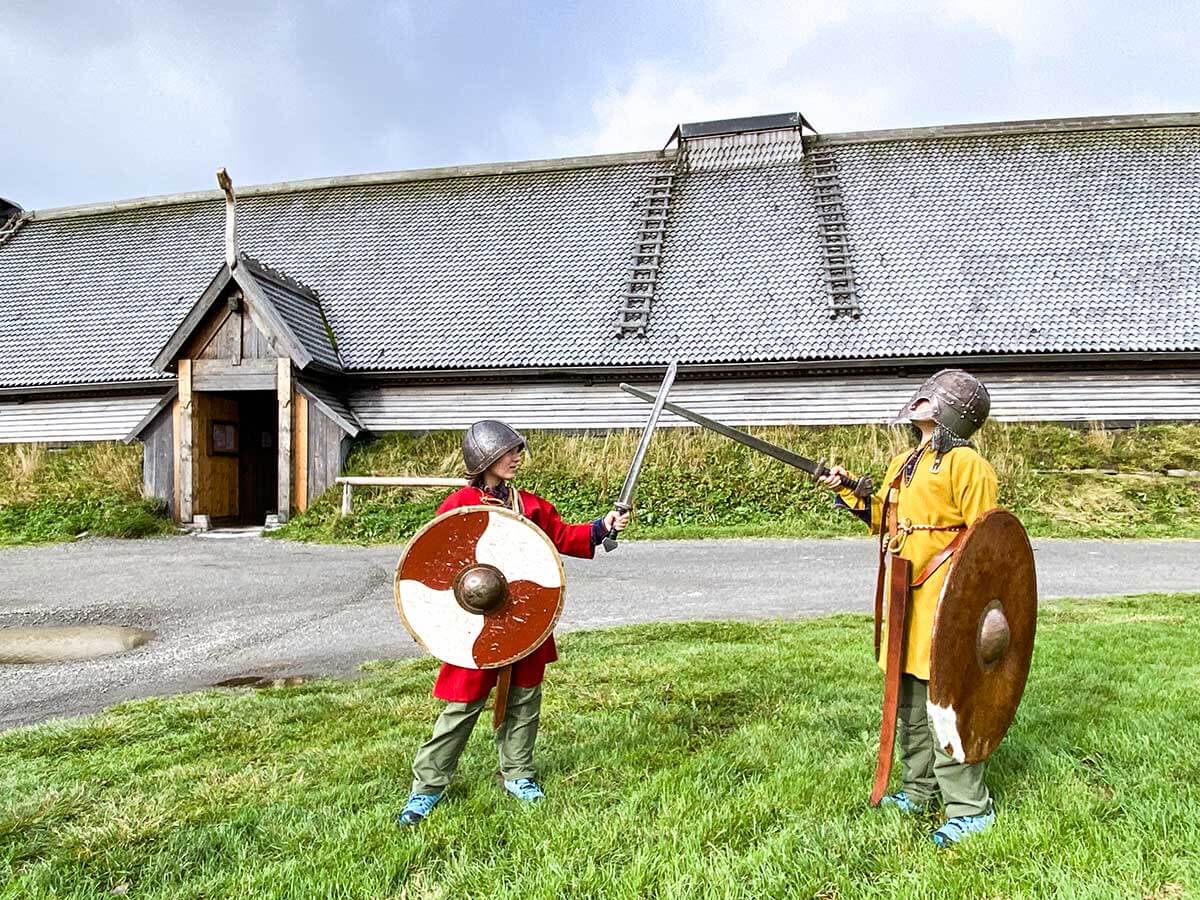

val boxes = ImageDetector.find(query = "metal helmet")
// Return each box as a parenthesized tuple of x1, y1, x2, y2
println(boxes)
(895, 369, 991, 443)
(462, 420, 527, 476)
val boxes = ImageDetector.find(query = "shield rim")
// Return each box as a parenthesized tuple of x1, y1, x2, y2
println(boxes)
(393, 504, 566, 669)
(928, 507, 1037, 763)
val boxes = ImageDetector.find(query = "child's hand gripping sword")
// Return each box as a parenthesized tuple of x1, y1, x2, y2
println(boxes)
(603, 360, 679, 551)
(619, 384, 874, 499)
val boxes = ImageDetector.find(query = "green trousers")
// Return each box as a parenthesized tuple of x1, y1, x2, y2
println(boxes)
(411, 684, 542, 795)
(897, 675, 992, 817)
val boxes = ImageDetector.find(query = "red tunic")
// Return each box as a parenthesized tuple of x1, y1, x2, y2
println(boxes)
(431, 485, 596, 701)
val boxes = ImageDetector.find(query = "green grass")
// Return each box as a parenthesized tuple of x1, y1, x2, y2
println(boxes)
(5, 423, 1200, 546)
(2, 594, 1197, 899)
(0, 443, 173, 545)
(275, 423, 1200, 545)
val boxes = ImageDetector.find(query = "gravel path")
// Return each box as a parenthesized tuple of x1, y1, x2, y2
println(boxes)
(1, 534, 1198, 729)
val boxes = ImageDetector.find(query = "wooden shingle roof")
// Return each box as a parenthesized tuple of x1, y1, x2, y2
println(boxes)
(2, 113, 1199, 391)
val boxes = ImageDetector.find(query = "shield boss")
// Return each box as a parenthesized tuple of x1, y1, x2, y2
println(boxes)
(928, 508, 1037, 764)
(394, 505, 565, 670)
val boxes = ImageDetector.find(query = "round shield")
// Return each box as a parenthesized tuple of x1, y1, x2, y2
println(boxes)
(928, 508, 1037, 764)
(394, 505, 565, 669)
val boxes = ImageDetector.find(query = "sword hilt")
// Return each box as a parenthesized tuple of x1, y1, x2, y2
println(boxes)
(602, 502, 631, 553)
(814, 463, 874, 500)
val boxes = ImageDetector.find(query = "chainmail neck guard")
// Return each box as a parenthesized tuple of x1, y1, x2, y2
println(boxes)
(931, 423, 973, 454)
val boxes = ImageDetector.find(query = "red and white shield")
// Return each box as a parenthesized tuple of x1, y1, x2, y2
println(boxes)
(393, 505, 566, 669)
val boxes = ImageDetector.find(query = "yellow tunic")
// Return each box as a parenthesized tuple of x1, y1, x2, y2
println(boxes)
(837, 444, 998, 679)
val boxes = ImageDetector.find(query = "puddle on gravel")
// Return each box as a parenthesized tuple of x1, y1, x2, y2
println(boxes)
(213, 674, 310, 689)
(0, 625, 156, 664)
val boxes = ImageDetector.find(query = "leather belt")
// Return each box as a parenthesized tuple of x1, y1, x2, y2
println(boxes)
(886, 518, 966, 555)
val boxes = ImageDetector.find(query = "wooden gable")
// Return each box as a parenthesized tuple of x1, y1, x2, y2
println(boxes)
(183, 288, 275, 364)
(176, 283, 281, 391)
(151, 260, 312, 376)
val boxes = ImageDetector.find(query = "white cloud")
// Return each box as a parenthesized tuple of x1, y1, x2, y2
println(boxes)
(551, 0, 895, 154)
(937, 0, 1081, 57)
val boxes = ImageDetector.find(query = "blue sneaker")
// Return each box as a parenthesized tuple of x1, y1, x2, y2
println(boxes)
(878, 791, 932, 814)
(932, 805, 996, 848)
(397, 791, 443, 826)
(503, 778, 545, 803)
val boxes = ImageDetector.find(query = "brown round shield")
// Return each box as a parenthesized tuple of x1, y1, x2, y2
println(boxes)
(928, 508, 1037, 764)
(394, 505, 565, 670)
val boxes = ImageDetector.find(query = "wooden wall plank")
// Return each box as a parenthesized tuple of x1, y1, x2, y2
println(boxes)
(160, 407, 175, 518)
(302, 405, 349, 504)
(310, 404, 324, 503)
(348, 369, 1200, 431)
(186, 304, 235, 361)
(215, 312, 240, 362)
(193, 358, 277, 375)
(178, 360, 193, 522)
(277, 358, 293, 521)
(193, 373, 276, 391)
(140, 401, 175, 517)
(293, 392, 308, 513)
(172, 397, 181, 519)
(243, 310, 272, 359)
(0, 395, 162, 443)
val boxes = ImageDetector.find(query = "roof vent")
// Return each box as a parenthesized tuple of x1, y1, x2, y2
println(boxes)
(665, 112, 817, 173)
(666, 112, 818, 146)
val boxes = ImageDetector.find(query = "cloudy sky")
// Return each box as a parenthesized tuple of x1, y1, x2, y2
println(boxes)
(4, 0, 1198, 210)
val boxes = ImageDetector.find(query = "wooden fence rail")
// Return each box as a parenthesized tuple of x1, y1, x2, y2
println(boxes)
(335, 476, 468, 517)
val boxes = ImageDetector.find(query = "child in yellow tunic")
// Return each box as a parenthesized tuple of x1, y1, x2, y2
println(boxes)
(820, 368, 998, 848)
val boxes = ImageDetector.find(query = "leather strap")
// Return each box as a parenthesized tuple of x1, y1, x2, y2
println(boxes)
(873, 471, 904, 659)
(871, 554, 912, 806)
(911, 529, 967, 587)
(868, 445, 964, 805)
(492, 665, 513, 731)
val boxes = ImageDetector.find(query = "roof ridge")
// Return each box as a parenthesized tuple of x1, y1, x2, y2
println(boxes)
(27, 149, 670, 223)
(815, 111, 1200, 147)
(240, 255, 318, 300)
(22, 112, 1200, 222)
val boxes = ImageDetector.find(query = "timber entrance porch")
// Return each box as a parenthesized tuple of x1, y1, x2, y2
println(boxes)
(128, 256, 360, 526)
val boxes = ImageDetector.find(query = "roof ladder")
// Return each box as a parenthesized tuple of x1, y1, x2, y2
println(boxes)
(616, 168, 677, 338)
(810, 147, 860, 319)
(0, 212, 28, 249)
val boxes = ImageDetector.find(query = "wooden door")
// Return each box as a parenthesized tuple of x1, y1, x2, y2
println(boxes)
(192, 392, 240, 521)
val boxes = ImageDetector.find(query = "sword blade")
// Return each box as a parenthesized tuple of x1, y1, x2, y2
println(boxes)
(615, 361, 678, 510)
(619, 383, 824, 477)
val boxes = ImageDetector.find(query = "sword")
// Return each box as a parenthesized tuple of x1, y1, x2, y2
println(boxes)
(620, 384, 874, 499)
(604, 360, 679, 552)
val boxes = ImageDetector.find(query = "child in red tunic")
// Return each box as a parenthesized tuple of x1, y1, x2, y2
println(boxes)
(399, 421, 627, 825)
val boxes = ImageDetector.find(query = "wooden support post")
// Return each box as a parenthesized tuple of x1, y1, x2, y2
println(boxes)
(277, 358, 293, 523)
(293, 391, 309, 513)
(178, 359, 194, 523)
(341, 482, 352, 517)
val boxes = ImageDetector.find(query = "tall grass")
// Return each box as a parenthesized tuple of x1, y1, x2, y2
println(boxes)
(276, 422, 1200, 544)
(0, 442, 171, 544)
(5, 424, 1198, 546)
